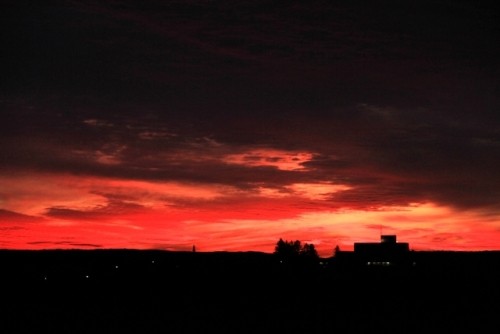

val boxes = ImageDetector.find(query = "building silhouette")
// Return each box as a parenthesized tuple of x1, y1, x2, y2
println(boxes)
(354, 234, 410, 266)
(334, 235, 413, 271)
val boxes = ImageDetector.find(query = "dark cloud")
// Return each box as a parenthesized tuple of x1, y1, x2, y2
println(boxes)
(144, 243, 197, 252)
(1, 0, 499, 216)
(3, 0, 497, 109)
(0, 209, 45, 223)
(45, 200, 147, 221)
(27, 241, 103, 248)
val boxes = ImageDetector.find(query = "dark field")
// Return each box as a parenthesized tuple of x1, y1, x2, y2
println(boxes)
(1, 250, 499, 333)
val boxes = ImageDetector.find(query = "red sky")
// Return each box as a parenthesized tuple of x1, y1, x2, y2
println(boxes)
(1, 1, 499, 256)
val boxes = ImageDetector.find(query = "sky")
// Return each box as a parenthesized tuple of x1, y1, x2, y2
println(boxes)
(1, 0, 499, 256)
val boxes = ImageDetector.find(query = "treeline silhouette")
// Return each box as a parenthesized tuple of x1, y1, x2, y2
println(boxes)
(1, 240, 500, 333)
(1, 240, 500, 284)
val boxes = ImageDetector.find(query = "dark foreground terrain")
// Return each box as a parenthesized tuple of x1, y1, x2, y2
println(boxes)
(1, 250, 499, 333)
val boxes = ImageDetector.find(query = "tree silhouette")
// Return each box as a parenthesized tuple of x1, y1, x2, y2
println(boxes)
(274, 238, 299, 260)
(274, 238, 319, 265)
(333, 245, 341, 257)
(300, 243, 319, 260)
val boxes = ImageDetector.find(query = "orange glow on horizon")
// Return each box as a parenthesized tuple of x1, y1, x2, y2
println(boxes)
(1, 172, 500, 256)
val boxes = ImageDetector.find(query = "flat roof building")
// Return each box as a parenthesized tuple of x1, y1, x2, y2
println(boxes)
(354, 235, 410, 266)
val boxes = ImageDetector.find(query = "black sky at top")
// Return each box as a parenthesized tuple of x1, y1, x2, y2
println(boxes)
(3, 1, 497, 111)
